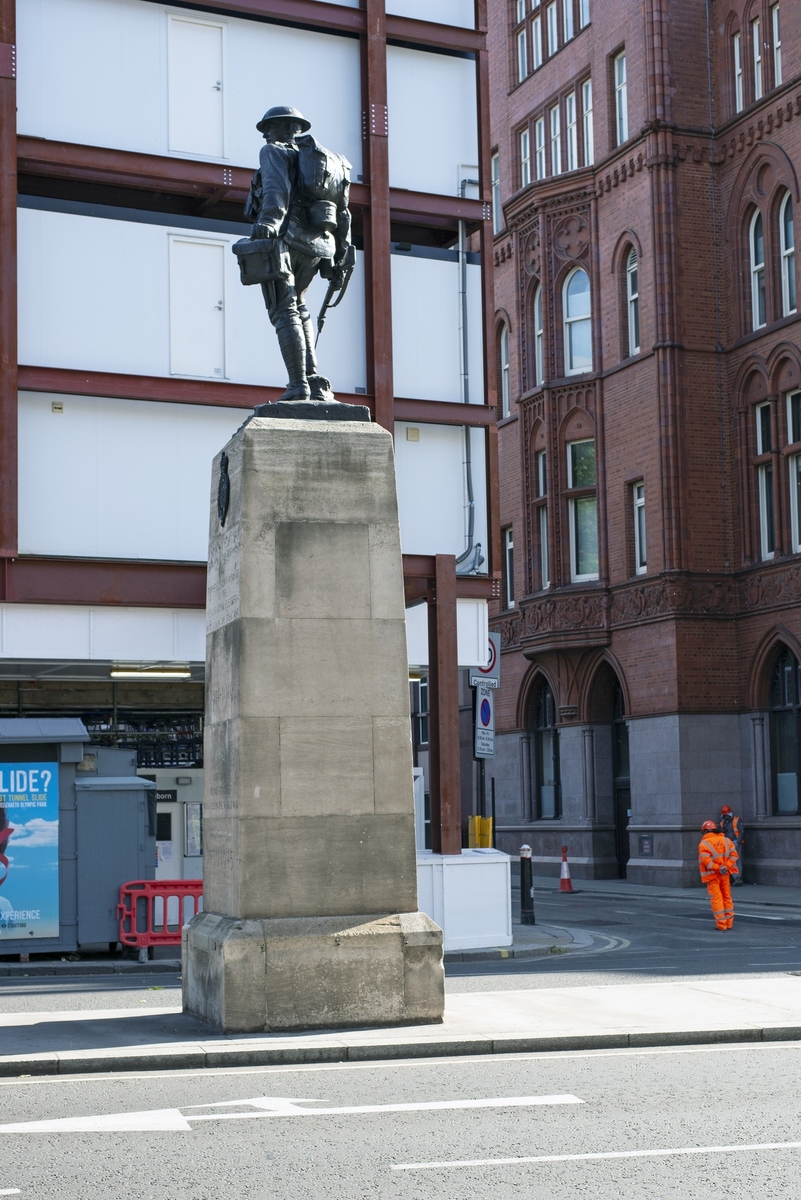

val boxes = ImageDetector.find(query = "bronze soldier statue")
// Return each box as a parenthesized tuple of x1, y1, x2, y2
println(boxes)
(233, 106, 355, 405)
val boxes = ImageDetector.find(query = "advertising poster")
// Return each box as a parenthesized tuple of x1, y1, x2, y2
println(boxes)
(0, 763, 60, 941)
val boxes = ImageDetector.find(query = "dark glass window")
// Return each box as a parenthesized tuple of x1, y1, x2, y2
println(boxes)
(535, 683, 561, 818)
(770, 649, 801, 814)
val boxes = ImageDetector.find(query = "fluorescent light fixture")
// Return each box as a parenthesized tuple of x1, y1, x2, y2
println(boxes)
(110, 668, 192, 680)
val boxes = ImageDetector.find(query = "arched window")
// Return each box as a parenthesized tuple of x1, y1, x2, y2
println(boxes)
(750, 209, 766, 329)
(612, 681, 631, 878)
(499, 324, 511, 418)
(533, 285, 544, 385)
(535, 682, 560, 819)
(564, 267, 592, 375)
(770, 648, 801, 814)
(626, 248, 640, 356)
(780, 192, 796, 317)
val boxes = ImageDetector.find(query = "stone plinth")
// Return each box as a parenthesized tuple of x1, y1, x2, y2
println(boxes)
(183, 417, 444, 1032)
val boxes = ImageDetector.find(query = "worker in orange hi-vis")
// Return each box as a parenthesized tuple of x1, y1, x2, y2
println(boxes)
(698, 820, 738, 930)
(719, 804, 744, 886)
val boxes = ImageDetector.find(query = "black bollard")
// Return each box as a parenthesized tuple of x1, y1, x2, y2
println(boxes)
(519, 843, 535, 925)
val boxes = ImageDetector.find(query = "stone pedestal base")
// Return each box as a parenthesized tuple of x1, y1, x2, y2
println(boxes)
(182, 909, 444, 1033)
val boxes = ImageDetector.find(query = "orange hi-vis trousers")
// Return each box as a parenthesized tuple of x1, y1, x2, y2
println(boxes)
(706, 874, 734, 929)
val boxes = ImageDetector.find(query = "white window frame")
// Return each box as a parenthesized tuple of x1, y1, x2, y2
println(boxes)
(579, 0, 590, 28)
(504, 527, 515, 608)
(516, 0, 527, 22)
(627, 248, 640, 356)
(539, 505, 550, 588)
(752, 16, 763, 101)
(547, 2, 558, 55)
(734, 32, 744, 112)
(582, 78, 594, 165)
(534, 285, 544, 384)
(567, 439, 599, 583)
(535, 116, 546, 179)
(750, 208, 766, 330)
(614, 51, 628, 145)
(491, 152, 501, 235)
(520, 128, 531, 187)
(787, 390, 801, 553)
(533, 15, 543, 68)
(772, 4, 782, 86)
(550, 102, 561, 175)
(563, 0, 574, 40)
(780, 191, 796, 317)
(633, 481, 646, 575)
(500, 324, 511, 418)
(756, 402, 775, 561)
(518, 28, 529, 82)
(563, 267, 592, 376)
(565, 92, 578, 171)
(537, 450, 549, 588)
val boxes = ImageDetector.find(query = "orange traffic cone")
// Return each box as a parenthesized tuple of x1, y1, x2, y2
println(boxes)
(559, 845, 574, 893)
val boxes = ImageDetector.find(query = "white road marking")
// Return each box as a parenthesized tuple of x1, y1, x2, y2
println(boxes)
(0, 1094, 582, 1133)
(0, 1189, 21, 1194)
(393, 1140, 801, 1170)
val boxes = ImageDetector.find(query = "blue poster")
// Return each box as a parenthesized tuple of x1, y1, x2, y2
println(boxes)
(0, 763, 59, 941)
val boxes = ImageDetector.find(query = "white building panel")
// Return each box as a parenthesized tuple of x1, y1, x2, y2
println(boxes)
(386, 46, 478, 195)
(392, 253, 484, 403)
(16, 0, 362, 175)
(386, 0, 474, 27)
(405, 599, 489, 669)
(17, 209, 367, 393)
(168, 15, 225, 159)
(18, 392, 244, 562)
(0, 605, 206, 663)
(395, 421, 488, 559)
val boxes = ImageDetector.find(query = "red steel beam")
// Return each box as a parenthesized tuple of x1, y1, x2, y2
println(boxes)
(0, 557, 206, 608)
(427, 554, 462, 855)
(0, 3, 17, 558)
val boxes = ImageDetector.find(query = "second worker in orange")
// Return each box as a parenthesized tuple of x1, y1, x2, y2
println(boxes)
(698, 820, 738, 930)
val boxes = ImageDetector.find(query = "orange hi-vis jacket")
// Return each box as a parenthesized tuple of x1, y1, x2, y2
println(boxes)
(698, 832, 738, 882)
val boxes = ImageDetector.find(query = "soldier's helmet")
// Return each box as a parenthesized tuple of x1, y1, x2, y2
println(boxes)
(256, 106, 311, 134)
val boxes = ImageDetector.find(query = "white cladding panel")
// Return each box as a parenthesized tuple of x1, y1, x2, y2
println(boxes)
(386, 0, 474, 27)
(405, 600, 489, 669)
(386, 46, 478, 195)
(395, 421, 487, 559)
(0, 605, 206, 663)
(392, 254, 484, 403)
(17, 209, 367, 393)
(16, 0, 362, 175)
(18, 392, 244, 561)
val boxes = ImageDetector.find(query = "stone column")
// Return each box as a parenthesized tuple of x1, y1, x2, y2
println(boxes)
(183, 416, 444, 1032)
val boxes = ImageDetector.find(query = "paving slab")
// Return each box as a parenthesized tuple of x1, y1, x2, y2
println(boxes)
(1, 974, 799, 1076)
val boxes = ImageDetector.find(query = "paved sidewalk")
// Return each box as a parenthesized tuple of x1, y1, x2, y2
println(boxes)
(522, 874, 801, 907)
(2, 973, 800, 1076)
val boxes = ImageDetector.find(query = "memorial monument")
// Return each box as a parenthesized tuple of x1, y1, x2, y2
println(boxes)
(182, 107, 445, 1032)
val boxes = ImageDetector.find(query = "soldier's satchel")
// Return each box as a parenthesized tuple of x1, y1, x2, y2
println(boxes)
(296, 135, 351, 205)
(231, 236, 291, 286)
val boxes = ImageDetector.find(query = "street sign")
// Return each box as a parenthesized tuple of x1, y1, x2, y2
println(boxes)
(474, 681, 495, 758)
(469, 632, 500, 689)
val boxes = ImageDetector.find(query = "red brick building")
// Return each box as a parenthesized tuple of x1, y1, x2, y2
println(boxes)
(487, 0, 801, 886)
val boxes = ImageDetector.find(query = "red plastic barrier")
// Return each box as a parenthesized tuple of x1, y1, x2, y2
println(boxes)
(117, 879, 203, 949)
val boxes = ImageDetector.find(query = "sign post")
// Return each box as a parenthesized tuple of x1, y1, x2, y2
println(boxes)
(470, 634, 500, 840)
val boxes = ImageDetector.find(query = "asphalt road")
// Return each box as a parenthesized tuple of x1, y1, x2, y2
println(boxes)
(1, 1042, 800, 1198)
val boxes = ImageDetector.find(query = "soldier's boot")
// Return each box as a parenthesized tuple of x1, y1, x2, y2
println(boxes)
(275, 315, 311, 402)
(300, 308, 334, 403)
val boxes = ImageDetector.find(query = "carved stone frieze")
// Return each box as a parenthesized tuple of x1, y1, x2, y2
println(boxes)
(552, 213, 590, 261)
(521, 591, 609, 638)
(494, 615, 521, 649)
(740, 562, 801, 612)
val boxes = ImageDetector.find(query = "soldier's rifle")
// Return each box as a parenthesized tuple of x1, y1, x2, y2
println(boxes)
(316, 244, 357, 345)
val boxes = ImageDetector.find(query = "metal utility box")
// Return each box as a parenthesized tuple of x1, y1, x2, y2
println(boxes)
(0, 719, 156, 954)
(75, 777, 157, 946)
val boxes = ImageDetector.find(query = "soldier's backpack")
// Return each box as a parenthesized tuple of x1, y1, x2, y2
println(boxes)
(296, 135, 351, 205)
